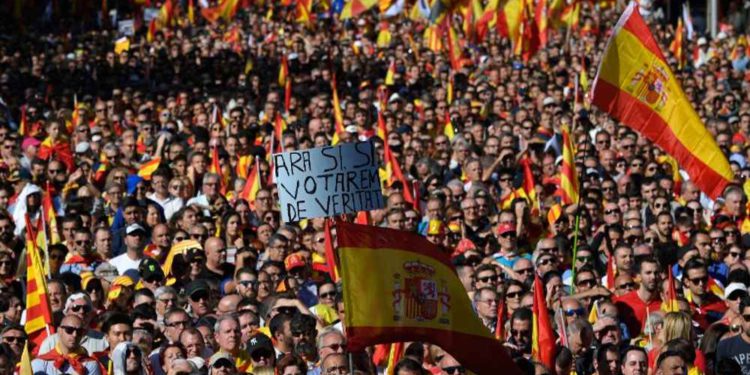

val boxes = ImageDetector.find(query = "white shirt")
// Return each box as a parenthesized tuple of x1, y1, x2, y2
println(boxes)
(109, 253, 143, 275)
(147, 193, 184, 220)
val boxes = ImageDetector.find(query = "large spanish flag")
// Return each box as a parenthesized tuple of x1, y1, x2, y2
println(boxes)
(591, 2, 732, 199)
(337, 221, 522, 375)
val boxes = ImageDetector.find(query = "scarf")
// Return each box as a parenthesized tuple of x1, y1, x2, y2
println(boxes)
(37, 344, 93, 375)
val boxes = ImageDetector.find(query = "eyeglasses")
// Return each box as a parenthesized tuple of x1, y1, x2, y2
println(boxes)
(2, 336, 25, 343)
(442, 366, 466, 374)
(728, 293, 747, 301)
(564, 308, 586, 317)
(190, 291, 209, 302)
(577, 255, 594, 263)
(276, 306, 297, 316)
(480, 299, 499, 306)
(511, 329, 530, 336)
(478, 276, 498, 283)
(711, 237, 726, 243)
(71, 304, 91, 313)
(213, 361, 234, 369)
(174, 236, 187, 242)
(576, 279, 597, 287)
(60, 325, 86, 336)
(617, 282, 636, 290)
(191, 233, 209, 240)
(323, 343, 346, 352)
(167, 320, 190, 328)
(158, 297, 177, 304)
(320, 291, 337, 299)
(537, 258, 555, 266)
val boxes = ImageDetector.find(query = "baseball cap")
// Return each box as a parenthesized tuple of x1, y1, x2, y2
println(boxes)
(284, 253, 306, 271)
(139, 258, 165, 282)
(126, 223, 146, 236)
(725, 282, 748, 300)
(496, 223, 516, 236)
(208, 352, 235, 368)
(94, 263, 119, 283)
(21, 137, 41, 150)
(185, 279, 210, 298)
(247, 333, 274, 357)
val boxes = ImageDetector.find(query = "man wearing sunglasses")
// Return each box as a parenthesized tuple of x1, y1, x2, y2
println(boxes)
(39, 293, 108, 355)
(248, 332, 276, 371)
(209, 352, 238, 375)
(683, 258, 726, 330)
(33, 314, 103, 374)
(186, 279, 213, 319)
(438, 353, 465, 375)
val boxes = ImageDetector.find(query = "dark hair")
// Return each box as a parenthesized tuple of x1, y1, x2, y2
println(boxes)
(596, 343, 619, 368)
(655, 349, 686, 370)
(158, 342, 187, 368)
(683, 258, 707, 276)
(270, 312, 294, 338)
(635, 255, 659, 274)
(511, 307, 533, 324)
(276, 353, 308, 373)
(728, 269, 750, 285)
(620, 346, 647, 362)
(101, 312, 132, 334)
(394, 358, 425, 374)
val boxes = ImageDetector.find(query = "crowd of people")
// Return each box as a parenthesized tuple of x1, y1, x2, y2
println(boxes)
(2, 0, 750, 374)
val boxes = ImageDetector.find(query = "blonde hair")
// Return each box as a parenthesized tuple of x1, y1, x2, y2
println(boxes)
(661, 311, 692, 342)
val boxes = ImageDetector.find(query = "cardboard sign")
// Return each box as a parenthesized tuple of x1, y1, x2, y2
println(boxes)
(273, 141, 384, 222)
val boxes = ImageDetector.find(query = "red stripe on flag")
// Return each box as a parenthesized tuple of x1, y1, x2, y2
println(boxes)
(592, 79, 731, 199)
(622, 14, 667, 63)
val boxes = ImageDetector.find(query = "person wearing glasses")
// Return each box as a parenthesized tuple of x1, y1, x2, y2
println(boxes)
(682, 258, 726, 330)
(473, 287, 499, 333)
(0, 324, 26, 359)
(247, 332, 276, 372)
(437, 352, 465, 375)
(33, 314, 103, 374)
(40, 293, 108, 355)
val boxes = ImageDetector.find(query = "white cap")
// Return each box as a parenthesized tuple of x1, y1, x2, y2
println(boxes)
(725, 282, 748, 299)
(543, 97, 555, 106)
(126, 223, 146, 236)
(697, 37, 708, 46)
(388, 93, 402, 103)
(344, 125, 358, 134)
(75, 142, 91, 154)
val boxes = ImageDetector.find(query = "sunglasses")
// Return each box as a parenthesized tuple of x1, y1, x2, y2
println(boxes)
(60, 325, 86, 336)
(478, 276, 499, 283)
(564, 308, 586, 317)
(511, 329, 530, 336)
(688, 276, 708, 285)
(505, 291, 523, 299)
(2, 336, 25, 343)
(190, 291, 209, 302)
(71, 304, 91, 313)
(238, 280, 257, 287)
(743, 314, 750, 322)
(276, 306, 297, 316)
(442, 366, 466, 374)
(576, 279, 597, 287)
(617, 282, 636, 290)
(320, 291, 337, 299)
(251, 349, 274, 361)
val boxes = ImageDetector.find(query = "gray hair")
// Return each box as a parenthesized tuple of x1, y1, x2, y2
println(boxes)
(566, 318, 593, 338)
(316, 326, 345, 351)
(214, 314, 238, 332)
(154, 286, 177, 299)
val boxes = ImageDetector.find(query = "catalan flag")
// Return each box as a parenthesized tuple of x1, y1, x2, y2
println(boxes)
(274, 113, 287, 145)
(547, 203, 562, 228)
(531, 273, 555, 371)
(19, 342, 32, 375)
(42, 183, 61, 245)
(70, 95, 82, 134)
(147, 19, 157, 42)
(137, 157, 161, 180)
(591, 2, 732, 199)
(377, 21, 392, 47)
(560, 125, 579, 205)
(336, 221, 523, 375)
(296, 0, 312, 26)
(24, 215, 55, 355)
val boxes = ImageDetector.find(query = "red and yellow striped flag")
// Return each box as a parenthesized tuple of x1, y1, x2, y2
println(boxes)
(385, 342, 404, 375)
(274, 113, 287, 145)
(201, 0, 239, 23)
(210, 146, 227, 195)
(279, 55, 289, 87)
(137, 157, 161, 180)
(337, 221, 523, 375)
(560, 125, 579, 205)
(669, 18, 685, 69)
(662, 264, 679, 312)
(385, 60, 396, 86)
(187, 0, 195, 24)
(591, 2, 732, 199)
(339, 0, 378, 19)
(531, 273, 555, 371)
(24, 216, 55, 354)
(519, 157, 540, 216)
(239, 159, 261, 207)
(42, 183, 61, 245)
(19, 342, 32, 375)
(323, 219, 339, 282)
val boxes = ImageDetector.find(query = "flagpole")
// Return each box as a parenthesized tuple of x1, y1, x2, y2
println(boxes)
(569, 125, 588, 295)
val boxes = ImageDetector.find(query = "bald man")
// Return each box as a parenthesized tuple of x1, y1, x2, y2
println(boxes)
(33, 315, 102, 374)
(217, 294, 242, 315)
(200, 237, 231, 283)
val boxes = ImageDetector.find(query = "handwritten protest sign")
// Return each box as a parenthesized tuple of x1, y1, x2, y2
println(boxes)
(273, 141, 384, 222)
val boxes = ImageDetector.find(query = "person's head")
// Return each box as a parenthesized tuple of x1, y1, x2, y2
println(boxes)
(248, 332, 276, 368)
(209, 352, 237, 375)
(125, 223, 147, 253)
(438, 353, 465, 375)
(164, 308, 192, 343)
(103, 312, 133, 349)
(594, 344, 621, 375)
(276, 354, 308, 375)
(270, 312, 294, 352)
(473, 264, 499, 291)
(661, 312, 692, 343)
(1, 325, 26, 358)
(321, 353, 349, 375)
(214, 315, 241, 353)
(317, 327, 347, 359)
(58, 314, 86, 352)
(204, 237, 227, 267)
(64, 292, 94, 324)
(637, 256, 660, 292)
(154, 286, 178, 317)
(655, 350, 686, 375)
(510, 307, 532, 348)
(180, 328, 206, 359)
(473, 287, 499, 321)
(161, 344, 188, 373)
(566, 318, 593, 355)
(186, 280, 211, 317)
(620, 346, 648, 375)
(682, 258, 708, 298)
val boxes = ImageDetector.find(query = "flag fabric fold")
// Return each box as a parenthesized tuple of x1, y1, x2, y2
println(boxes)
(531, 274, 555, 372)
(591, 2, 732, 199)
(337, 221, 522, 375)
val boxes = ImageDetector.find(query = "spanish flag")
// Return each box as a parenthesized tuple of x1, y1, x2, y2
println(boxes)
(669, 18, 685, 69)
(201, 0, 239, 23)
(187, 0, 195, 24)
(385, 60, 396, 86)
(323, 219, 339, 282)
(339, 0, 378, 19)
(210, 146, 227, 195)
(662, 264, 679, 312)
(442, 111, 455, 140)
(24, 215, 55, 354)
(531, 273, 555, 372)
(560, 124, 579, 205)
(519, 157, 539, 216)
(591, 2, 732, 199)
(239, 160, 261, 207)
(336, 221, 522, 375)
(137, 157, 161, 180)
